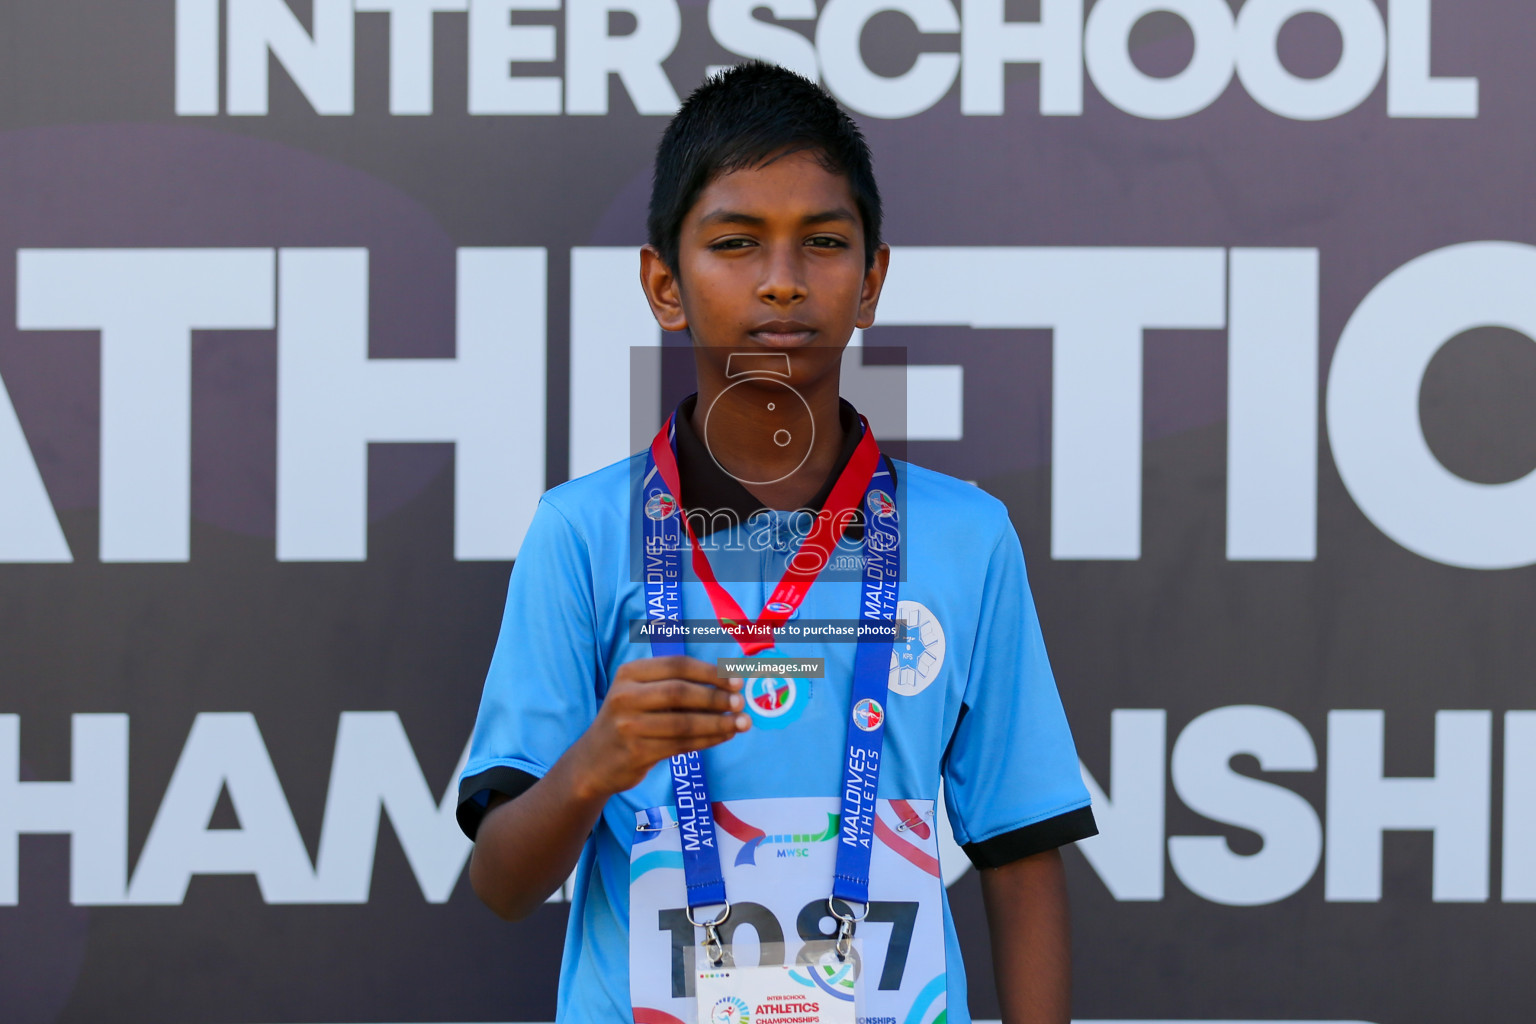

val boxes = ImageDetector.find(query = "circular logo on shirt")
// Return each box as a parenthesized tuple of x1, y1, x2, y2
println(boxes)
(710, 996, 750, 1024)
(852, 697, 885, 732)
(644, 492, 678, 520)
(866, 489, 898, 520)
(889, 600, 946, 697)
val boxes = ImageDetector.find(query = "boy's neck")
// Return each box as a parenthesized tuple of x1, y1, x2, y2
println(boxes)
(688, 373, 848, 512)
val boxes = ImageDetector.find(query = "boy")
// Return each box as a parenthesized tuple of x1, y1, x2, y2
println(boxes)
(457, 62, 1096, 1024)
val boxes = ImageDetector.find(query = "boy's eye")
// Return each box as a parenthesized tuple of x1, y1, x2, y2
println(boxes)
(706, 235, 848, 251)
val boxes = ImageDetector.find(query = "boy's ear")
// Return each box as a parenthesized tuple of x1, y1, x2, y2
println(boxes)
(854, 243, 891, 330)
(640, 245, 689, 332)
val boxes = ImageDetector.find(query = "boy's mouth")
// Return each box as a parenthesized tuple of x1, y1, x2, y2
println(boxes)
(748, 319, 817, 347)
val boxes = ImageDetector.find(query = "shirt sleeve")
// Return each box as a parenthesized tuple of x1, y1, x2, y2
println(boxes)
(941, 518, 1098, 868)
(456, 496, 601, 840)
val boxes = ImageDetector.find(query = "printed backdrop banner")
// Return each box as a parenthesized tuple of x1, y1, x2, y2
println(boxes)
(0, 1, 1532, 1022)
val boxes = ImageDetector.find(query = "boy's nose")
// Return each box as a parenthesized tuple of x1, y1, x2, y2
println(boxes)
(757, 246, 807, 305)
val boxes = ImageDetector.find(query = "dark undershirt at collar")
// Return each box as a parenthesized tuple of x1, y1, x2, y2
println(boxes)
(672, 392, 879, 538)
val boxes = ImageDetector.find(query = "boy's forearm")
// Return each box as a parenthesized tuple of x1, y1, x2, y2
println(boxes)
(979, 847, 1072, 1024)
(468, 655, 748, 922)
(467, 736, 610, 921)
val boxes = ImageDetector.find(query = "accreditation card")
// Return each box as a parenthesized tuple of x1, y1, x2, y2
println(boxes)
(696, 957, 858, 1024)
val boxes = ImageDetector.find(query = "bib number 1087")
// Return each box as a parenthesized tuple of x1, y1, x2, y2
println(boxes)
(657, 900, 918, 998)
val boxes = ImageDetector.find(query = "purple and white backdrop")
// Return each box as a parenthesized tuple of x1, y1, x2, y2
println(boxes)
(1, 1, 1532, 1021)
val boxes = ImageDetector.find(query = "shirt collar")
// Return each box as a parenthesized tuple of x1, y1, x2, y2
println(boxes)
(671, 392, 873, 537)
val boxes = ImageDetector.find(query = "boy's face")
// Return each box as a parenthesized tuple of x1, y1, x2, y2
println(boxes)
(640, 148, 890, 396)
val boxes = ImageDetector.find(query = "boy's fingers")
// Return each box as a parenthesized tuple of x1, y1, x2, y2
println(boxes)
(632, 710, 751, 741)
(631, 678, 743, 713)
(662, 718, 753, 757)
(624, 655, 742, 691)
(622, 654, 714, 682)
(675, 729, 746, 755)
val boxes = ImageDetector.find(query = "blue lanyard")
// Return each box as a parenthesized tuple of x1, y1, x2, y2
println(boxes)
(640, 412, 901, 927)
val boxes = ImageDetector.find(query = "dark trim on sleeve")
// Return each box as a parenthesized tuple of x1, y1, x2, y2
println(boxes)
(961, 805, 1099, 869)
(456, 765, 540, 840)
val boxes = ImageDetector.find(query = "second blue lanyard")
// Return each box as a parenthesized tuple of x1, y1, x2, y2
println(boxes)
(641, 413, 901, 917)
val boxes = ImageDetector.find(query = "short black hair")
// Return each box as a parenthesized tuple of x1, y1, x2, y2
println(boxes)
(647, 62, 883, 272)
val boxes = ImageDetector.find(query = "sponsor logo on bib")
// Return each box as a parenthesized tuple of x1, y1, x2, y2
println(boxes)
(852, 697, 884, 732)
(791, 956, 858, 1002)
(715, 804, 840, 865)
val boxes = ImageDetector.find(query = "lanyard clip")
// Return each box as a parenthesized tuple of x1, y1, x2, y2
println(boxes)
(688, 902, 732, 967)
(834, 917, 856, 962)
(827, 896, 868, 962)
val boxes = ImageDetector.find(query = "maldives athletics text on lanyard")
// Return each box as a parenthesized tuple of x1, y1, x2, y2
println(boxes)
(641, 408, 900, 967)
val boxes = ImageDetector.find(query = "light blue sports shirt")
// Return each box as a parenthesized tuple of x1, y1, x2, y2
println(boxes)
(458, 400, 1095, 1023)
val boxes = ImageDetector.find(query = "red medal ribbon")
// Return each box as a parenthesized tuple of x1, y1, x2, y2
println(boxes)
(648, 410, 881, 656)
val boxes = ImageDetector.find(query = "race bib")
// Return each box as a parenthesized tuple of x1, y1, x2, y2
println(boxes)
(629, 797, 950, 1024)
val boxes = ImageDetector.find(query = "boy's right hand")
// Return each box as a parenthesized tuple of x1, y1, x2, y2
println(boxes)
(571, 655, 751, 800)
